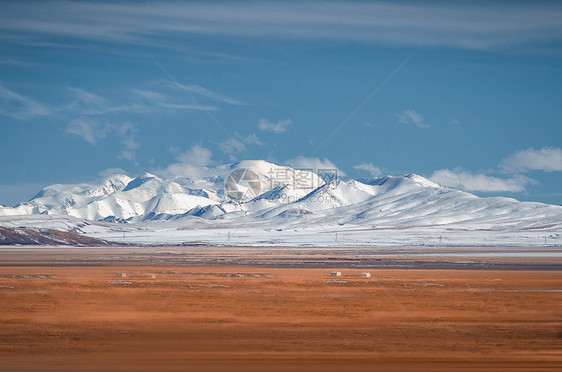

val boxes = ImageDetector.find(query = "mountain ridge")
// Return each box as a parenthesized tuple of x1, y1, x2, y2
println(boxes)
(0, 160, 561, 235)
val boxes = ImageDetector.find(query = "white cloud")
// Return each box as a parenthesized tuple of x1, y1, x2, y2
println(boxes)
(67, 87, 145, 115)
(500, 147, 562, 173)
(218, 133, 263, 155)
(133, 88, 218, 111)
(132, 80, 243, 113)
(164, 145, 214, 179)
(430, 168, 534, 193)
(219, 138, 245, 155)
(353, 163, 382, 177)
(68, 87, 107, 109)
(118, 150, 136, 162)
(258, 118, 291, 133)
(2, 2, 562, 52)
(243, 133, 263, 146)
(396, 110, 430, 128)
(117, 122, 139, 162)
(180, 84, 245, 106)
(97, 168, 128, 178)
(66, 118, 140, 162)
(285, 156, 346, 176)
(122, 136, 139, 150)
(0, 85, 51, 119)
(65, 117, 108, 144)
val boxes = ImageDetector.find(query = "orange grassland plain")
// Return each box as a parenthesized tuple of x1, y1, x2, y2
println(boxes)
(0, 265, 561, 371)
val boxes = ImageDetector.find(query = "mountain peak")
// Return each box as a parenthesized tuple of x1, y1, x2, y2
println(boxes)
(122, 172, 162, 192)
(404, 173, 441, 188)
(139, 172, 159, 179)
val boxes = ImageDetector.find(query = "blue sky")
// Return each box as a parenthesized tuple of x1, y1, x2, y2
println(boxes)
(1, 0, 562, 206)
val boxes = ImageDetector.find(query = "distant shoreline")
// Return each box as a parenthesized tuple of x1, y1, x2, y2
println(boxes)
(1, 245, 561, 271)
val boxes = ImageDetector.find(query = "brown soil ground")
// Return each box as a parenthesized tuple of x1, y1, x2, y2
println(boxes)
(1, 262, 561, 371)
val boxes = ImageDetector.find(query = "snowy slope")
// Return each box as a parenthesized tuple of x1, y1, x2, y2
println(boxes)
(185, 172, 562, 232)
(0, 160, 561, 248)
(0, 160, 322, 222)
(0, 174, 133, 216)
(0, 173, 222, 222)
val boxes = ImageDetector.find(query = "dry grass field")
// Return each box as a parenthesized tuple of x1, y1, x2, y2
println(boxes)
(1, 256, 561, 371)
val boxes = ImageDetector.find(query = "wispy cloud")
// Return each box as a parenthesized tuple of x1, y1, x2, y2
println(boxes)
(353, 163, 382, 177)
(218, 138, 245, 156)
(218, 133, 263, 160)
(116, 122, 139, 162)
(65, 87, 147, 115)
(258, 118, 291, 133)
(500, 147, 562, 173)
(180, 84, 245, 106)
(65, 117, 108, 144)
(0, 56, 36, 67)
(2, 1, 562, 52)
(97, 168, 128, 179)
(138, 79, 246, 107)
(397, 110, 430, 128)
(0, 85, 148, 120)
(133, 88, 218, 111)
(430, 168, 534, 193)
(243, 133, 263, 146)
(4, 82, 233, 121)
(0, 85, 51, 119)
(65, 118, 140, 162)
(285, 156, 346, 176)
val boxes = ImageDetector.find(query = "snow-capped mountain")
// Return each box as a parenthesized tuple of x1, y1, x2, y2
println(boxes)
(1, 159, 561, 233)
(0, 160, 323, 222)
(1, 159, 561, 247)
